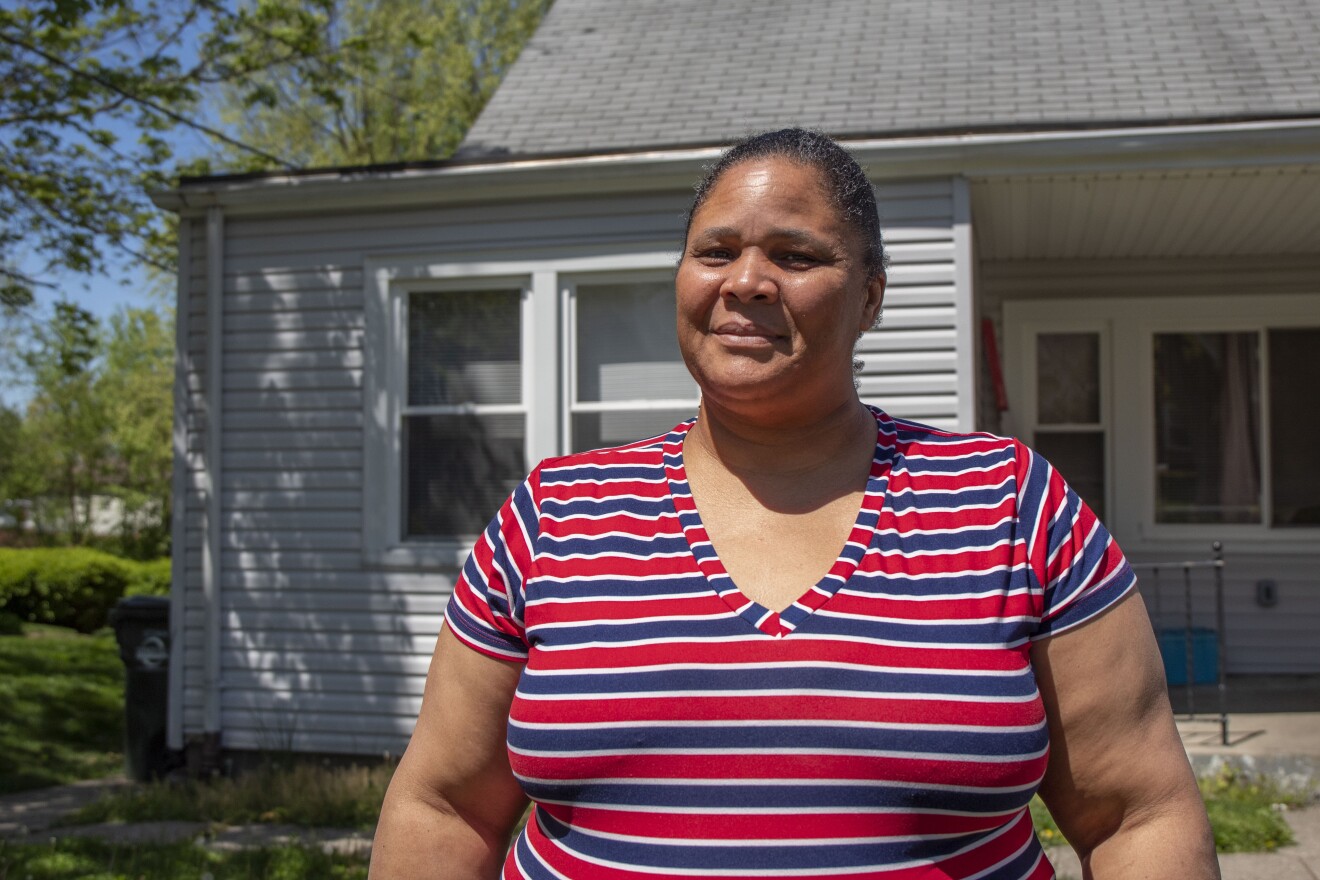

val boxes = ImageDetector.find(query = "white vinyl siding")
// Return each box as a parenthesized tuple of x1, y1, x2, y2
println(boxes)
(173, 177, 969, 756)
(857, 178, 967, 428)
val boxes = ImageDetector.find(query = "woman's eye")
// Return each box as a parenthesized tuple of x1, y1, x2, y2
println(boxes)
(781, 252, 818, 266)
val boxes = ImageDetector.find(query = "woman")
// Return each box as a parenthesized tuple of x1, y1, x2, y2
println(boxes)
(371, 129, 1219, 879)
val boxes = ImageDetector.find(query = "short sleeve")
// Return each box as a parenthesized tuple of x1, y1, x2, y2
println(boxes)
(443, 467, 542, 662)
(1015, 441, 1136, 640)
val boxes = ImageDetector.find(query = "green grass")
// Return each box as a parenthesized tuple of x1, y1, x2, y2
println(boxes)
(67, 761, 395, 831)
(1029, 796, 1066, 848)
(0, 837, 367, 880)
(0, 623, 124, 793)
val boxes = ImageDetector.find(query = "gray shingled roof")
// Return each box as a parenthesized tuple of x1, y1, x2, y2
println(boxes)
(457, 0, 1320, 159)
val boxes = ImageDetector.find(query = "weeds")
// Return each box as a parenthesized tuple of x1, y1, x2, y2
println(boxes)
(1199, 765, 1312, 853)
(66, 761, 395, 831)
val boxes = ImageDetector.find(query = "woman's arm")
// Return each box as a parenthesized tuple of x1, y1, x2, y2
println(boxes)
(370, 624, 528, 879)
(1032, 591, 1220, 880)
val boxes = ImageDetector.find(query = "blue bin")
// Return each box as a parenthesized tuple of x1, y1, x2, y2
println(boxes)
(1157, 627, 1218, 686)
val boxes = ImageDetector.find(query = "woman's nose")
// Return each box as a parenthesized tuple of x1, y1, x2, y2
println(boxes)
(720, 251, 779, 302)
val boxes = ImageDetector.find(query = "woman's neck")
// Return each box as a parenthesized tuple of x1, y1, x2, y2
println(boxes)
(687, 395, 876, 481)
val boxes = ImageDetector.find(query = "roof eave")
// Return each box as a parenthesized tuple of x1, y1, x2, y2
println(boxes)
(151, 118, 1320, 217)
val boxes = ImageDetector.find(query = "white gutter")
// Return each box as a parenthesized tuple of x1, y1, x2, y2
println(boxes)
(950, 177, 977, 433)
(151, 118, 1320, 218)
(166, 218, 190, 751)
(203, 206, 224, 738)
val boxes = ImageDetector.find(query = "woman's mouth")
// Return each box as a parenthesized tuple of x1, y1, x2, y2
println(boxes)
(712, 320, 783, 346)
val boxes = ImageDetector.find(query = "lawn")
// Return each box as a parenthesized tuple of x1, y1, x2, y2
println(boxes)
(0, 623, 124, 793)
(0, 837, 367, 880)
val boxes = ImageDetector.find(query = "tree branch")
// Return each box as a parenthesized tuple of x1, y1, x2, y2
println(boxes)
(0, 266, 57, 289)
(0, 31, 300, 168)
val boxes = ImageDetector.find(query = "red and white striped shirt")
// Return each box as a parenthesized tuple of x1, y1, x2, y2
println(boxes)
(446, 408, 1135, 879)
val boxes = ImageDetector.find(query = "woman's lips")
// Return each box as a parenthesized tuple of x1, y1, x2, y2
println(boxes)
(712, 321, 782, 346)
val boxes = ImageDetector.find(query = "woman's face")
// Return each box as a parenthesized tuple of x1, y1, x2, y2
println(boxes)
(676, 157, 885, 417)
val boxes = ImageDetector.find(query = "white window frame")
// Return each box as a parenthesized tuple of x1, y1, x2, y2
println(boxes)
(1002, 317, 1113, 524)
(561, 269, 700, 453)
(363, 250, 679, 569)
(1005, 294, 1320, 549)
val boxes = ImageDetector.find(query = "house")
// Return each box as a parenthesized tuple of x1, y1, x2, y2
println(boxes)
(154, 0, 1320, 760)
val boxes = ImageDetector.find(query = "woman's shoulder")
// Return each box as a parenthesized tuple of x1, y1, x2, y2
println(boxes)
(533, 423, 686, 489)
(869, 406, 1019, 461)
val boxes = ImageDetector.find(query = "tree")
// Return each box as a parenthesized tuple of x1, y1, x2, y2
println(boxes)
(2, 302, 173, 551)
(99, 307, 174, 555)
(16, 301, 108, 543)
(0, 403, 24, 529)
(0, 0, 341, 307)
(218, 0, 552, 169)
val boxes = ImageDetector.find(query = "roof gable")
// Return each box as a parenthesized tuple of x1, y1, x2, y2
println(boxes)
(458, 0, 1320, 159)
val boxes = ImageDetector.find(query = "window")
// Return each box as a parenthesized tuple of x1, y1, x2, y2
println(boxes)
(1033, 331, 1107, 520)
(1155, 328, 1320, 528)
(567, 277, 698, 452)
(403, 289, 526, 539)
(1269, 329, 1320, 526)
(364, 254, 688, 567)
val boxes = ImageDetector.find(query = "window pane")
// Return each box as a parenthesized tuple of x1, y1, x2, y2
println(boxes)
(1037, 332, 1100, 424)
(1035, 431, 1106, 521)
(1154, 333, 1261, 524)
(403, 413, 525, 538)
(409, 290, 520, 406)
(1269, 328, 1320, 526)
(572, 409, 695, 453)
(576, 281, 697, 402)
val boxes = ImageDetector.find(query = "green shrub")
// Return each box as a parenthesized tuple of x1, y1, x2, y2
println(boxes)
(0, 549, 169, 633)
(126, 557, 172, 596)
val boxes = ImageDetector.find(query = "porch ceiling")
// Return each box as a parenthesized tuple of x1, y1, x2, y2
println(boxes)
(969, 166, 1320, 261)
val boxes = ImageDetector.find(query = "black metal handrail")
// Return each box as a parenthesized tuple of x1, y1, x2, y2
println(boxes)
(1130, 542, 1228, 746)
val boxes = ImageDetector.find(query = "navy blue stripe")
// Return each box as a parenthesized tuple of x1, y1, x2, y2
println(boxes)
(508, 720, 1047, 758)
(516, 666, 1039, 699)
(518, 779, 1036, 814)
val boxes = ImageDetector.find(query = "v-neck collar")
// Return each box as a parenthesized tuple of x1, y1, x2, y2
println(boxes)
(662, 411, 889, 638)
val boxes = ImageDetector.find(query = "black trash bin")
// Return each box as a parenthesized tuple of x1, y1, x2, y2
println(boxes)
(110, 596, 172, 781)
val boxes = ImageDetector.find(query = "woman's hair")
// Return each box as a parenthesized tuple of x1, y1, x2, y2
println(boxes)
(683, 128, 889, 281)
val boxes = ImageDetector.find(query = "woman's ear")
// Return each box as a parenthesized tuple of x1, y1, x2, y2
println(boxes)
(861, 273, 886, 331)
